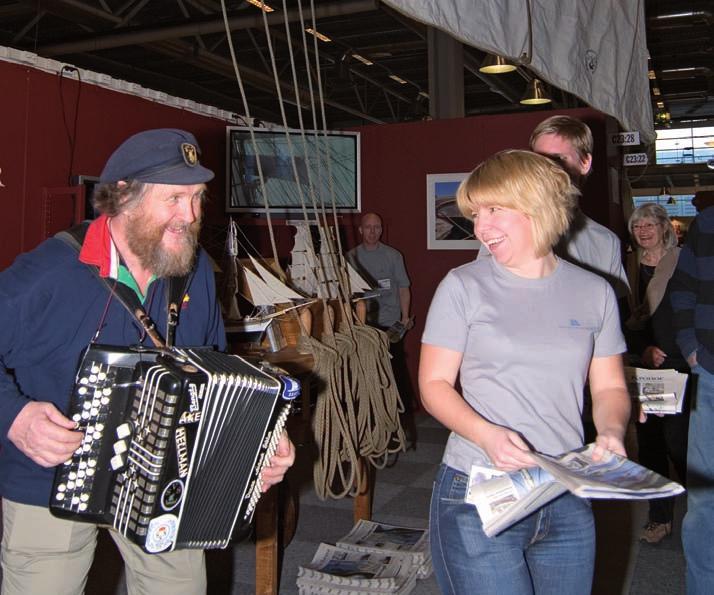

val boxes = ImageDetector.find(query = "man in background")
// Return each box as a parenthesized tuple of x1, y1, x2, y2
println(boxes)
(348, 212, 412, 332)
(529, 115, 630, 300)
(670, 196, 714, 594)
(347, 212, 415, 437)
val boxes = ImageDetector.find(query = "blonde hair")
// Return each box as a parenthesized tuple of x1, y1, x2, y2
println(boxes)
(456, 150, 579, 257)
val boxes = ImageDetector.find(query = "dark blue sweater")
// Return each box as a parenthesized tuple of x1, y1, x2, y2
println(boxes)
(0, 237, 225, 506)
(670, 206, 714, 374)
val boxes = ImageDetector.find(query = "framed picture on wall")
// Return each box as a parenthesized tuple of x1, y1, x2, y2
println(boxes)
(426, 173, 481, 250)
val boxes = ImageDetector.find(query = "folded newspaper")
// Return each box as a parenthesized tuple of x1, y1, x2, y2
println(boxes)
(297, 543, 416, 594)
(336, 520, 432, 579)
(466, 443, 685, 537)
(624, 366, 688, 414)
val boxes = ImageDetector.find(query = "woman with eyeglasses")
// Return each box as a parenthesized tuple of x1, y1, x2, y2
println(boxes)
(626, 202, 690, 544)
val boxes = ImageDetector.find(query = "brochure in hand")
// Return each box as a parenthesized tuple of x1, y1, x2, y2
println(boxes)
(624, 366, 688, 414)
(466, 443, 685, 537)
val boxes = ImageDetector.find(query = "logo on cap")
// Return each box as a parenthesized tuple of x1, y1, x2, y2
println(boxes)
(181, 143, 198, 167)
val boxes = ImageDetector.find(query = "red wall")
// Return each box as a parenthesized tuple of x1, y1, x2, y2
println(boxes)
(0, 59, 228, 268)
(0, 58, 621, 406)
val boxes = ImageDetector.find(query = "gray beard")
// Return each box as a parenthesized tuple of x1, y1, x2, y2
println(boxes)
(125, 220, 200, 277)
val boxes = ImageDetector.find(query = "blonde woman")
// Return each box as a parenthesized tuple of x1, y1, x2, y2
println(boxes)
(420, 150, 630, 595)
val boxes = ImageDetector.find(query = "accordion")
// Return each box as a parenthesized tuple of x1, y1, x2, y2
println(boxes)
(50, 344, 299, 553)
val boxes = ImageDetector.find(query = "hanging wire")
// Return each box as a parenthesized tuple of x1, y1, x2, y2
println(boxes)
(219, 0, 280, 267)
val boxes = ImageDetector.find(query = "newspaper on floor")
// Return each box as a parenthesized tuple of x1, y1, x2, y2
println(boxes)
(336, 520, 432, 579)
(297, 543, 416, 594)
(624, 366, 688, 414)
(466, 443, 685, 537)
(297, 574, 417, 595)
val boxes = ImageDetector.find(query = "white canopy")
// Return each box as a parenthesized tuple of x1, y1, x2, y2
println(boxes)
(383, 0, 654, 143)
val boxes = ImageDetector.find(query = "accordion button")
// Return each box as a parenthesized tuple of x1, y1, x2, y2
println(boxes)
(89, 375, 97, 383)
(79, 503, 88, 512)
(103, 388, 112, 396)
(87, 468, 95, 477)
(110, 455, 124, 470)
(98, 372, 107, 380)
(95, 423, 105, 432)
(77, 470, 86, 478)
(88, 459, 97, 468)
(79, 377, 89, 385)
(67, 481, 75, 489)
(79, 461, 87, 469)
(80, 493, 89, 502)
(78, 387, 87, 395)
(55, 493, 65, 501)
(116, 423, 131, 439)
(57, 484, 66, 492)
(76, 478, 84, 487)
(68, 472, 77, 480)
(71, 496, 80, 505)
(90, 365, 100, 374)
(113, 441, 127, 455)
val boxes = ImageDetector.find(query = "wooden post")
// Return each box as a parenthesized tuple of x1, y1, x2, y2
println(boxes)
(255, 487, 279, 595)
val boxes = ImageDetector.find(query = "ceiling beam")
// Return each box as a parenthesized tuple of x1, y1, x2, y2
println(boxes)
(37, 0, 378, 56)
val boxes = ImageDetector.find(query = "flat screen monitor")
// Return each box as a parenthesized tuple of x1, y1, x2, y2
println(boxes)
(225, 126, 360, 214)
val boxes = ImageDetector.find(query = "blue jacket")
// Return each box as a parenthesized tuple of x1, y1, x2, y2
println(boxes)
(0, 234, 226, 506)
(670, 206, 714, 374)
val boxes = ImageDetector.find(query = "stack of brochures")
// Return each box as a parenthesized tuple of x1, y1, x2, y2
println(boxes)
(466, 443, 686, 538)
(624, 366, 689, 414)
(296, 521, 431, 594)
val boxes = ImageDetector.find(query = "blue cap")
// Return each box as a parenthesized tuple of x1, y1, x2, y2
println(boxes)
(99, 128, 214, 184)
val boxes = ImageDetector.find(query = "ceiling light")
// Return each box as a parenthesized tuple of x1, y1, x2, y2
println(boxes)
(418, 91, 430, 99)
(306, 28, 331, 43)
(389, 74, 408, 84)
(648, 69, 656, 80)
(352, 53, 374, 66)
(478, 54, 516, 74)
(653, 87, 661, 96)
(655, 110, 671, 126)
(520, 79, 551, 105)
(245, 0, 274, 12)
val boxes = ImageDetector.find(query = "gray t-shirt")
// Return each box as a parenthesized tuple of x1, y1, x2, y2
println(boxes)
(347, 243, 410, 328)
(422, 256, 626, 474)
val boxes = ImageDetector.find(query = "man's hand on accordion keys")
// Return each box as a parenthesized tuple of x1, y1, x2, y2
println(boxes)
(8, 401, 83, 468)
(259, 431, 296, 492)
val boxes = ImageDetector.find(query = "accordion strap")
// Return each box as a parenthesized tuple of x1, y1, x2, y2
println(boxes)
(55, 222, 191, 347)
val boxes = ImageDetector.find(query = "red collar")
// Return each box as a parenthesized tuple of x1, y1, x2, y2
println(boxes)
(78, 214, 115, 278)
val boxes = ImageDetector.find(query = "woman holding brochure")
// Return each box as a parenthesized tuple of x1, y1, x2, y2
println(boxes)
(419, 150, 630, 595)
(625, 203, 689, 544)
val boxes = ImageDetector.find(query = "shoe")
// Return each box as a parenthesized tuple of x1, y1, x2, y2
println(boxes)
(640, 521, 672, 544)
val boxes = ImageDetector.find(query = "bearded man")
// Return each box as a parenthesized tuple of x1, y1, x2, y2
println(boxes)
(0, 129, 295, 594)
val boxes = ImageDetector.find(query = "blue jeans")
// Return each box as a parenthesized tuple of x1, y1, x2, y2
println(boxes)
(430, 464, 595, 595)
(683, 365, 714, 595)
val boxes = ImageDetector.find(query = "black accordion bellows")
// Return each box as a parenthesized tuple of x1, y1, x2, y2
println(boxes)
(50, 344, 299, 554)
